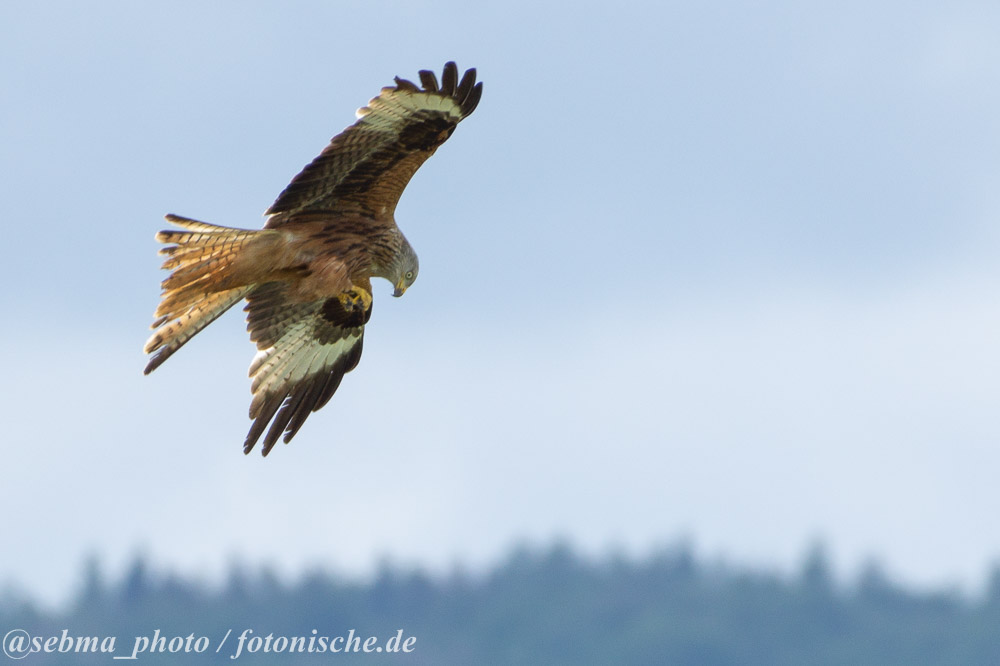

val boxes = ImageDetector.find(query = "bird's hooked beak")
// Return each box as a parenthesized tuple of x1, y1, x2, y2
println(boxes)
(393, 282, 407, 298)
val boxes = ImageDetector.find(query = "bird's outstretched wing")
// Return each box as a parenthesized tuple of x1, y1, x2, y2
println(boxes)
(242, 281, 371, 456)
(265, 61, 482, 225)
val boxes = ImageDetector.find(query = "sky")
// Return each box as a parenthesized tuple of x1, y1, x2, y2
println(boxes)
(1, 0, 999, 607)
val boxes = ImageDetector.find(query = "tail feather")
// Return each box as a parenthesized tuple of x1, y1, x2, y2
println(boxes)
(144, 214, 272, 374)
(144, 288, 251, 374)
(159, 244, 237, 272)
(160, 214, 238, 234)
(159, 254, 235, 291)
(153, 273, 232, 321)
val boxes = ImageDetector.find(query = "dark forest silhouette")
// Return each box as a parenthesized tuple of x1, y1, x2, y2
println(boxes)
(3, 543, 1000, 664)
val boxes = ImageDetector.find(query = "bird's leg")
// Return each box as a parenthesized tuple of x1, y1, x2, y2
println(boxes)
(338, 286, 373, 313)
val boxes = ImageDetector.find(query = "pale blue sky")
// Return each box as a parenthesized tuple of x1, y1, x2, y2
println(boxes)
(2, 1, 999, 605)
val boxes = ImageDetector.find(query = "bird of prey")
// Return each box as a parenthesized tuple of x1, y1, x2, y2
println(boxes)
(144, 62, 482, 456)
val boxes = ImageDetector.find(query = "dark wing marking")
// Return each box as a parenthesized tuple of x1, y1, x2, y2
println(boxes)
(242, 282, 371, 455)
(265, 62, 482, 224)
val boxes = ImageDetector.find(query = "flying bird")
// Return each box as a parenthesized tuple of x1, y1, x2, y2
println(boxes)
(144, 62, 483, 456)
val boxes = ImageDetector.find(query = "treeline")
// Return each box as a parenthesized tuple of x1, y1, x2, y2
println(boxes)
(3, 543, 1000, 664)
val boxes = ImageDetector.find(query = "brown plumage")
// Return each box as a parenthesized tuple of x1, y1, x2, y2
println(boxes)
(144, 62, 482, 455)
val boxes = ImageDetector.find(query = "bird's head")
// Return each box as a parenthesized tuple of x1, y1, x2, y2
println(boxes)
(392, 238, 419, 297)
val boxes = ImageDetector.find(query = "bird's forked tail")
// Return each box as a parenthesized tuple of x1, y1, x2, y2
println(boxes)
(144, 214, 278, 374)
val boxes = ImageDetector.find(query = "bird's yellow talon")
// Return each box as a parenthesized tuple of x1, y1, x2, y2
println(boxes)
(338, 287, 372, 312)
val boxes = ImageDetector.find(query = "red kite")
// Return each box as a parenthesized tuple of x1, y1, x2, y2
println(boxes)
(144, 62, 482, 455)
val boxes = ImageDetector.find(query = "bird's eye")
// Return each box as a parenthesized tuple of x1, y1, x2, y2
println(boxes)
(404, 271, 414, 280)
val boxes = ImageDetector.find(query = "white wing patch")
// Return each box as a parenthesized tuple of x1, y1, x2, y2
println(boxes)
(248, 318, 360, 418)
(355, 89, 463, 129)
